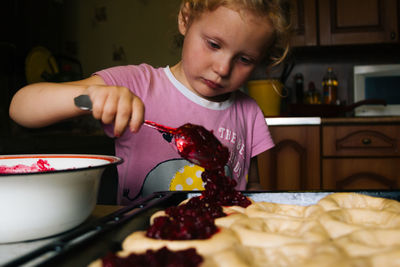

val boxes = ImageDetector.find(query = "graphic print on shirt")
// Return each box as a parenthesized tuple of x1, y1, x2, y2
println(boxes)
(217, 126, 246, 178)
(169, 164, 205, 190)
(140, 159, 205, 197)
(139, 128, 234, 198)
(141, 158, 234, 198)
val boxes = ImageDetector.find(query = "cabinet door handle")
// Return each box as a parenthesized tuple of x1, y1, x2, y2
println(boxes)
(362, 138, 372, 145)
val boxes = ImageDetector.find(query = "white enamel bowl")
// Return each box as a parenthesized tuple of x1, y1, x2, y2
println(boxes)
(0, 154, 122, 243)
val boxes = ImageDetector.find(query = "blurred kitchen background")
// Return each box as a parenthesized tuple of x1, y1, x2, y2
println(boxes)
(2, 0, 400, 134)
(1, 0, 400, 202)
(0, 0, 181, 139)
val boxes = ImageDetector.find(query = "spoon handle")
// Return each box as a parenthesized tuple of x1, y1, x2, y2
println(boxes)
(74, 94, 92, 111)
(143, 120, 177, 134)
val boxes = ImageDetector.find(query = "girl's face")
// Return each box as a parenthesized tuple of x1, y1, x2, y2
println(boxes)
(171, 6, 274, 102)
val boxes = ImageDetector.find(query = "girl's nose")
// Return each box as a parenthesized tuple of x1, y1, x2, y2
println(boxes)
(213, 55, 232, 77)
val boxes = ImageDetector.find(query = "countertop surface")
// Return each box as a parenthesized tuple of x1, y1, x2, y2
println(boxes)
(266, 116, 400, 126)
(266, 117, 321, 125)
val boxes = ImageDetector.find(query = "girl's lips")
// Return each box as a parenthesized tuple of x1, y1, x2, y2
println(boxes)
(203, 78, 223, 90)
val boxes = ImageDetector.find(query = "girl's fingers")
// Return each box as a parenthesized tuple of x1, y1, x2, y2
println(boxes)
(113, 95, 134, 137)
(89, 88, 107, 120)
(129, 96, 145, 133)
(101, 93, 118, 124)
(86, 85, 144, 137)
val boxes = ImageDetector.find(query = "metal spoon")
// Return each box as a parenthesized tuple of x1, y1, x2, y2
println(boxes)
(74, 95, 175, 132)
(74, 95, 229, 170)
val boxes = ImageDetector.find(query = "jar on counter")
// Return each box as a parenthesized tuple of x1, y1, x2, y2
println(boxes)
(322, 67, 338, 105)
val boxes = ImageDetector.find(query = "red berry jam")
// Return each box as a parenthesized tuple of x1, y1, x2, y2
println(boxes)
(146, 123, 250, 240)
(0, 159, 54, 174)
(146, 196, 224, 240)
(101, 247, 203, 267)
(201, 169, 251, 208)
(174, 123, 250, 207)
(174, 123, 229, 170)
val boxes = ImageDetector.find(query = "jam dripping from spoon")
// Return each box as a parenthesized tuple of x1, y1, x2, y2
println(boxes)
(145, 120, 229, 170)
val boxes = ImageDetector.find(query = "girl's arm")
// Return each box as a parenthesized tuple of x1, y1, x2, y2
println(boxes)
(9, 77, 94, 128)
(9, 75, 144, 136)
(246, 155, 263, 190)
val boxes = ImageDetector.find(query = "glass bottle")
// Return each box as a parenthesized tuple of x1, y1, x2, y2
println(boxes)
(322, 67, 338, 104)
(294, 73, 304, 104)
(305, 82, 321, 104)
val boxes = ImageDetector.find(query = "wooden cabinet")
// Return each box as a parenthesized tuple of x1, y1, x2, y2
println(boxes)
(289, 0, 399, 46)
(259, 119, 400, 191)
(322, 124, 400, 190)
(322, 125, 400, 157)
(258, 125, 321, 190)
(319, 0, 398, 45)
(323, 158, 400, 189)
(287, 0, 318, 46)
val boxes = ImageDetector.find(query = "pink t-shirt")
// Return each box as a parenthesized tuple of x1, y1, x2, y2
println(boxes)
(95, 64, 274, 205)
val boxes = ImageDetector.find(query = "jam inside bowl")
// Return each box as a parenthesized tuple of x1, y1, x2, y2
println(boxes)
(0, 154, 122, 243)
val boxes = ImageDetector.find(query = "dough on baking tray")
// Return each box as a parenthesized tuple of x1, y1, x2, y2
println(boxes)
(215, 213, 248, 228)
(230, 217, 329, 248)
(91, 193, 400, 266)
(317, 192, 400, 213)
(241, 242, 350, 267)
(318, 208, 400, 239)
(201, 245, 250, 267)
(245, 201, 323, 220)
(121, 227, 237, 256)
(222, 205, 247, 215)
(334, 228, 400, 257)
(368, 248, 400, 267)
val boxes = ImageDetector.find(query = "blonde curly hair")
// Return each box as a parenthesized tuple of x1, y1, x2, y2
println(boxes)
(178, 0, 291, 66)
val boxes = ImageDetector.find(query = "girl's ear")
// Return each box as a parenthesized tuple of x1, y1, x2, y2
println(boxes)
(178, 3, 190, 36)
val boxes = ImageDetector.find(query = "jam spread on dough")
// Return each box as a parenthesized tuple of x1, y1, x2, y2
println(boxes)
(146, 196, 225, 240)
(102, 247, 203, 267)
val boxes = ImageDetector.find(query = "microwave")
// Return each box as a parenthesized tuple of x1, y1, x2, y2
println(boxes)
(354, 64, 400, 116)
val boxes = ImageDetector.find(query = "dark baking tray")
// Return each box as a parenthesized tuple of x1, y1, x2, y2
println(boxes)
(4, 190, 400, 267)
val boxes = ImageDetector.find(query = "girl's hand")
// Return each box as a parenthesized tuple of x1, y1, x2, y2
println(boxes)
(85, 84, 145, 137)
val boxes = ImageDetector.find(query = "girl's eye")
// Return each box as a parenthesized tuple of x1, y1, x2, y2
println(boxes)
(238, 56, 254, 65)
(207, 40, 220, 49)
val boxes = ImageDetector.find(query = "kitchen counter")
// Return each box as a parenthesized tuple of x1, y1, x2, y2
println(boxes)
(0, 205, 123, 266)
(265, 116, 400, 126)
(265, 117, 321, 126)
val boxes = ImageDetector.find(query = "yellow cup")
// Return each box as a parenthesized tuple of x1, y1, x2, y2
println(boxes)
(247, 79, 283, 116)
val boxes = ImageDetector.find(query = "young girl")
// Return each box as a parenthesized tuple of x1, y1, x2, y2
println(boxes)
(9, 0, 290, 205)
